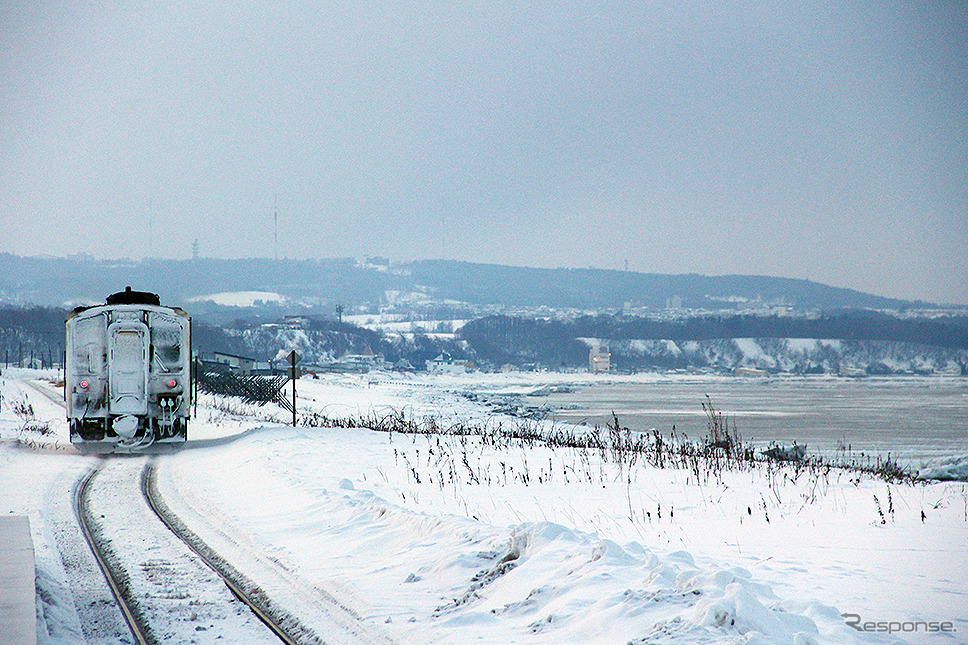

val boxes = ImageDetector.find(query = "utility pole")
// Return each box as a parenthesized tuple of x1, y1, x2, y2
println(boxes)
(287, 350, 300, 426)
(336, 304, 344, 323)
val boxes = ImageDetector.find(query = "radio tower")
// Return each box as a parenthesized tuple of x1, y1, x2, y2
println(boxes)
(273, 192, 279, 261)
(148, 197, 154, 258)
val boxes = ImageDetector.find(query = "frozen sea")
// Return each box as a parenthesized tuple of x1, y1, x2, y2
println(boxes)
(522, 375, 968, 466)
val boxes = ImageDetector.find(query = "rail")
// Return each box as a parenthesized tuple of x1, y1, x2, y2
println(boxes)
(36, 375, 308, 644)
(73, 461, 152, 645)
(141, 462, 303, 645)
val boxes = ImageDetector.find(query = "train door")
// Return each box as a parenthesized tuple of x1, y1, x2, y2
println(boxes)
(107, 322, 150, 416)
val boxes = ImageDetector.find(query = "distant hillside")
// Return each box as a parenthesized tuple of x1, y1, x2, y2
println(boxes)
(0, 307, 468, 371)
(3, 302, 965, 375)
(405, 260, 922, 311)
(459, 313, 968, 373)
(0, 255, 390, 309)
(0, 253, 931, 312)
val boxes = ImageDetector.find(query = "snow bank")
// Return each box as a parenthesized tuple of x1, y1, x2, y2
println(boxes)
(166, 425, 865, 643)
(162, 415, 966, 644)
(465, 522, 828, 644)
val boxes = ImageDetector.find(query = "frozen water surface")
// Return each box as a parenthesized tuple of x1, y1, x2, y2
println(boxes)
(523, 376, 968, 466)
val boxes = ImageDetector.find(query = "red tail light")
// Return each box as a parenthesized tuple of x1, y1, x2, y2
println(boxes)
(79, 380, 89, 389)
(167, 379, 178, 388)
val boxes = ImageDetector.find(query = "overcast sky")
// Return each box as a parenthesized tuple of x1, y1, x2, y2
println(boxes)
(2, 1, 966, 304)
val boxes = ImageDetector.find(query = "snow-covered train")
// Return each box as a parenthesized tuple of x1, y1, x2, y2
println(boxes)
(66, 287, 191, 448)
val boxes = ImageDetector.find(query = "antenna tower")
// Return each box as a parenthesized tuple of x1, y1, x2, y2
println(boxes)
(273, 192, 279, 261)
(148, 197, 154, 258)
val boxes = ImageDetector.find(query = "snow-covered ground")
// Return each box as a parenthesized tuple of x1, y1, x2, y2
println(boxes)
(1, 368, 966, 644)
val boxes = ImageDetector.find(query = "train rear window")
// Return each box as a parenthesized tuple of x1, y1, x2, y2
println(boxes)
(151, 323, 183, 365)
(157, 344, 181, 363)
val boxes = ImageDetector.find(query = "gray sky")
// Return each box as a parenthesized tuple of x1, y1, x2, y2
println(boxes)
(2, 1, 966, 304)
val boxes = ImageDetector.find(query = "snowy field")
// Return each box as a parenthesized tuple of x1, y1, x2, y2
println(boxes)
(1, 368, 966, 644)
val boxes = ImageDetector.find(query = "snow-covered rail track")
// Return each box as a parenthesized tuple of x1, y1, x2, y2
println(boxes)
(20, 378, 390, 643)
(23, 377, 66, 407)
(23, 378, 307, 642)
(74, 460, 151, 645)
(141, 462, 311, 644)
(74, 457, 311, 644)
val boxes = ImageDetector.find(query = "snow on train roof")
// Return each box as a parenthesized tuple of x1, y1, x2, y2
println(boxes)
(67, 287, 188, 320)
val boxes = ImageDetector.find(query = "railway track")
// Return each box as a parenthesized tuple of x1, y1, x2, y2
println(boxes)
(21, 377, 66, 407)
(73, 460, 151, 645)
(22, 377, 389, 644)
(141, 462, 307, 644)
(74, 457, 310, 645)
(21, 378, 310, 644)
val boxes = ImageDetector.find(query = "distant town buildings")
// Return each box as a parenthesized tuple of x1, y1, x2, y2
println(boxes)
(213, 351, 256, 374)
(334, 345, 383, 372)
(733, 366, 769, 377)
(589, 342, 610, 374)
(284, 315, 310, 329)
(426, 353, 472, 374)
(665, 295, 684, 310)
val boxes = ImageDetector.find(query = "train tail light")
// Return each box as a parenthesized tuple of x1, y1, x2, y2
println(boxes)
(167, 379, 178, 388)
(79, 380, 89, 390)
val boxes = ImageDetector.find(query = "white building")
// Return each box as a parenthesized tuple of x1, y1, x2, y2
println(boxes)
(426, 353, 471, 374)
(589, 342, 610, 374)
(213, 351, 256, 374)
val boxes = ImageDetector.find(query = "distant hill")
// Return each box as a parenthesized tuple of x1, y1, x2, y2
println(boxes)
(0, 253, 931, 312)
(405, 260, 924, 311)
(459, 312, 968, 372)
